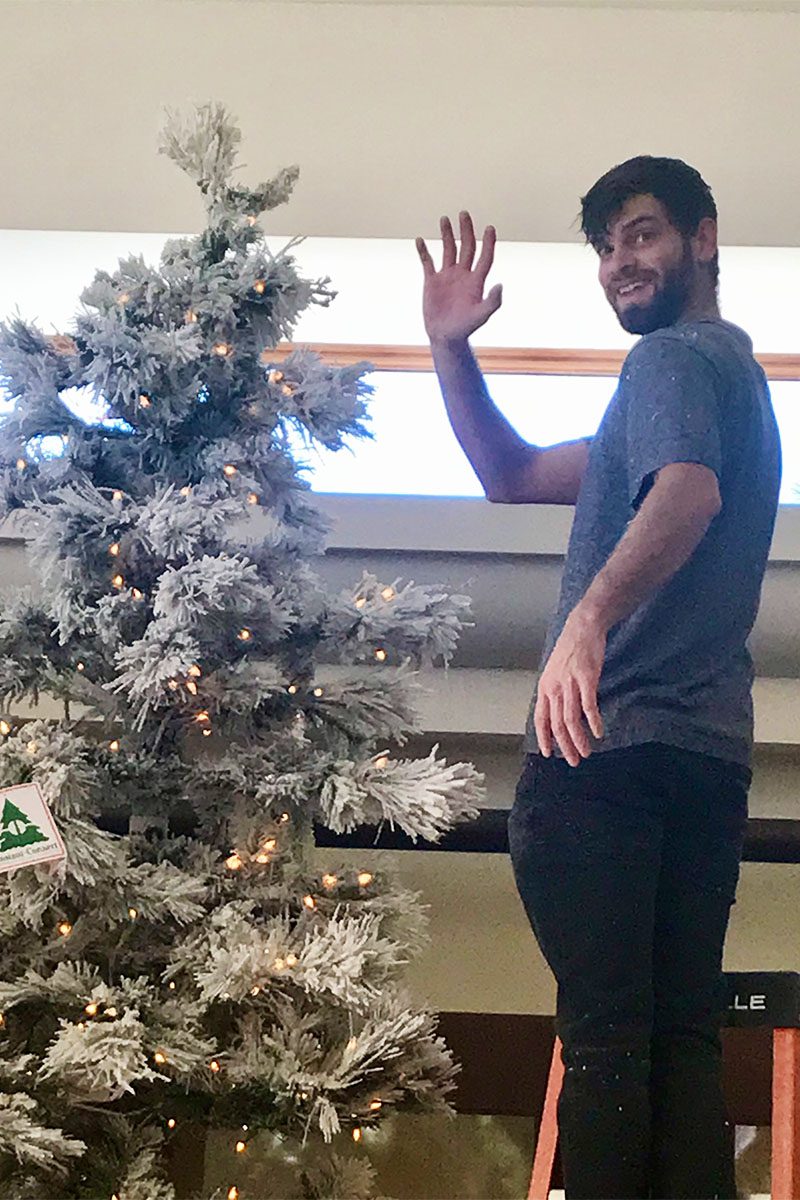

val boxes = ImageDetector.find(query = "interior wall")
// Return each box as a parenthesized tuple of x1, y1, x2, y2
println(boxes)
(0, 0, 798, 247)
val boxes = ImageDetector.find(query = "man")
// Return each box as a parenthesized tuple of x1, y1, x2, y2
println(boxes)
(416, 157, 781, 1199)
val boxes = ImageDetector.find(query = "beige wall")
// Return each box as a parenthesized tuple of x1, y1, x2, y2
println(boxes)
(1, 0, 798, 1022)
(313, 743, 800, 1016)
(0, 0, 799, 245)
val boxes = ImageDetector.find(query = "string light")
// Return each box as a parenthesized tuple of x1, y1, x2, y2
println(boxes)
(313, 687, 324, 698)
(223, 464, 238, 477)
(188, 664, 202, 678)
(225, 853, 242, 871)
(250, 986, 261, 996)
(194, 711, 210, 724)
(57, 921, 72, 937)
(15, 458, 27, 471)
(228, 1188, 239, 1200)
(242, 1124, 249, 1132)
(167, 1118, 176, 1129)
(85, 1002, 99, 1016)
(268, 370, 284, 385)
(112, 574, 124, 590)
(322, 874, 338, 890)
(109, 543, 120, 556)
(185, 309, 198, 323)
(167, 680, 179, 691)
(370, 1099, 383, 1111)
(105, 1007, 118, 1018)
(128, 907, 138, 919)
(262, 838, 277, 852)
(374, 648, 387, 662)
(213, 342, 233, 357)
(287, 685, 297, 694)
(352, 1128, 363, 1143)
(286, 953, 298, 967)
(154, 1051, 167, 1065)
(247, 492, 259, 505)
(273, 958, 285, 972)
(76, 662, 85, 672)
(279, 812, 290, 823)
(0, 721, 10, 736)
(255, 852, 270, 864)
(247, 215, 258, 226)
(253, 280, 266, 294)
(131, 588, 143, 601)
(139, 394, 152, 409)
(202, 728, 213, 738)
(237, 629, 252, 642)
(186, 680, 198, 696)
(358, 872, 374, 887)
(168, 981, 176, 990)
(281, 383, 294, 397)
(209, 1059, 221, 1073)
(302, 895, 316, 910)
(180, 486, 191, 496)
(355, 596, 367, 609)
(117, 293, 130, 305)
(27, 741, 38, 755)
(109, 740, 120, 752)
(112, 490, 124, 502)
(0, 1012, 5, 1028)
(374, 756, 389, 769)
(235, 1140, 246, 1153)
(381, 586, 396, 601)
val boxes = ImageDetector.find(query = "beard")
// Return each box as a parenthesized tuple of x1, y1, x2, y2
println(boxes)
(614, 241, 695, 335)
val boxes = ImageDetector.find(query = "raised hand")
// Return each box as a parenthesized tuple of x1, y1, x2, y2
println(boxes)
(416, 211, 503, 345)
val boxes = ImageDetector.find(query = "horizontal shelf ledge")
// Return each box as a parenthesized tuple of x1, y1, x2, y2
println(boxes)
(8, 668, 799, 746)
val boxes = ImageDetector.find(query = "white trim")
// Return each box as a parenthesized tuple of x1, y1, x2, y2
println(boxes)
(313, 494, 800, 563)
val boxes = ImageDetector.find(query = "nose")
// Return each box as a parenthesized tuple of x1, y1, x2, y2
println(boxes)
(601, 245, 640, 295)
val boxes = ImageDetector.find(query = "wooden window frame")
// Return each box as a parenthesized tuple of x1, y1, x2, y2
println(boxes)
(271, 343, 800, 380)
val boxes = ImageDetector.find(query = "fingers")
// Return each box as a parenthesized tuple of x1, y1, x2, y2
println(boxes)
(475, 224, 496, 283)
(458, 211, 476, 270)
(533, 691, 553, 759)
(425, 213, 494, 276)
(535, 681, 597, 769)
(562, 683, 592, 761)
(480, 283, 503, 322)
(578, 676, 604, 741)
(416, 236, 435, 278)
(440, 216, 457, 269)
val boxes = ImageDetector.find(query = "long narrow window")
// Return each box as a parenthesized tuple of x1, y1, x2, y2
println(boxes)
(275, 343, 800, 506)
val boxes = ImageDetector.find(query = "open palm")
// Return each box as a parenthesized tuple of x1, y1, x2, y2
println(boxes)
(416, 211, 503, 343)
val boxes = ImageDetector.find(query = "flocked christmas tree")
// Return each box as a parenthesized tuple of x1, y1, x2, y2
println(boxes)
(0, 104, 483, 1199)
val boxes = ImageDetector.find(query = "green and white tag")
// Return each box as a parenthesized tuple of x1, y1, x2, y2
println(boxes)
(0, 783, 66, 874)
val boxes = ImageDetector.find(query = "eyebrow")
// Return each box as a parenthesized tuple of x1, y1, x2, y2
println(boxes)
(604, 215, 658, 242)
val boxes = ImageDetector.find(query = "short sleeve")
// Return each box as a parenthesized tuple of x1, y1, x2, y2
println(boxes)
(624, 335, 723, 511)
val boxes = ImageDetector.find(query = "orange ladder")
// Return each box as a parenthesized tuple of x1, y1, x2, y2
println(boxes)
(528, 972, 800, 1200)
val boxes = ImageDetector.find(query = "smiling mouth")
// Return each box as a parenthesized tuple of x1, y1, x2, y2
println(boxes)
(617, 281, 653, 302)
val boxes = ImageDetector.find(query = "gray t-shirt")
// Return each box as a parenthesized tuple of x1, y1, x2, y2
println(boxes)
(524, 317, 782, 766)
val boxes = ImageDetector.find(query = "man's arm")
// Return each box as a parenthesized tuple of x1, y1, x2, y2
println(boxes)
(417, 213, 590, 506)
(573, 460, 722, 632)
(534, 460, 722, 766)
(431, 338, 591, 506)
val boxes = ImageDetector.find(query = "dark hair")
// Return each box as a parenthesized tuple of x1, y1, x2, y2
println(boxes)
(580, 155, 719, 288)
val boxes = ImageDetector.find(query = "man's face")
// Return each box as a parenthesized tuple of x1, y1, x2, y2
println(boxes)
(597, 194, 704, 335)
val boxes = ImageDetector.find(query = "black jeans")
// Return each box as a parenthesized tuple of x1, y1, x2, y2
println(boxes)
(508, 742, 750, 1200)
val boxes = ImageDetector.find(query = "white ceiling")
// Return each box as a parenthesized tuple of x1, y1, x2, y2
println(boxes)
(0, 0, 799, 245)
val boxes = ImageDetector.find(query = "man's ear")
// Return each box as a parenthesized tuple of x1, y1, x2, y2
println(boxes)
(694, 217, 718, 266)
